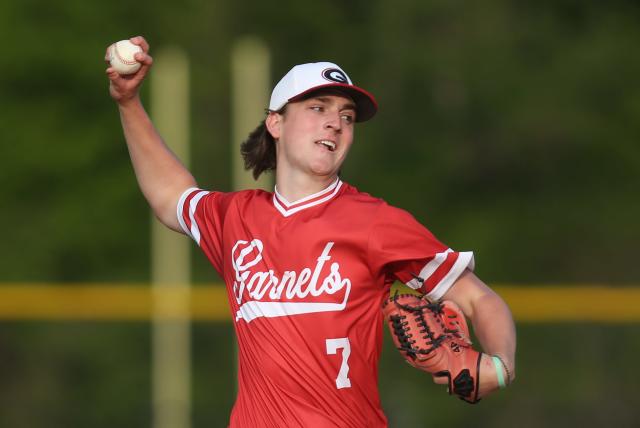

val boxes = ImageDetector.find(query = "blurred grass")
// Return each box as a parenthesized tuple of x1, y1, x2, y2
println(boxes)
(381, 322, 640, 428)
(0, 321, 638, 427)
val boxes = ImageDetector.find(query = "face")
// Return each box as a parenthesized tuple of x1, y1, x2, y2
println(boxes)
(266, 92, 356, 180)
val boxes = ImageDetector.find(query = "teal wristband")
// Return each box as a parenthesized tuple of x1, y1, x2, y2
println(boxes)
(492, 356, 507, 389)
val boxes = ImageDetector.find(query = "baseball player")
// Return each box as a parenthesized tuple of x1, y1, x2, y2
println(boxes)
(106, 36, 516, 427)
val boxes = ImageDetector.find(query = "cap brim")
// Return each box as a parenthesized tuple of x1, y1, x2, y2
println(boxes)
(288, 83, 378, 122)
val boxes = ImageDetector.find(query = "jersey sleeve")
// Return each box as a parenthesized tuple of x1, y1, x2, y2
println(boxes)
(367, 203, 475, 301)
(177, 187, 228, 273)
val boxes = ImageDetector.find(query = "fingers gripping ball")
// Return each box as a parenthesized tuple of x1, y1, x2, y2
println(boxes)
(382, 293, 482, 403)
(108, 40, 142, 75)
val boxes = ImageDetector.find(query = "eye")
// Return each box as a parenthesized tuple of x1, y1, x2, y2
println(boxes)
(310, 105, 324, 112)
(341, 113, 355, 124)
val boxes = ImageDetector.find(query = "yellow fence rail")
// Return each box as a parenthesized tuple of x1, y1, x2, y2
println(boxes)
(0, 284, 639, 322)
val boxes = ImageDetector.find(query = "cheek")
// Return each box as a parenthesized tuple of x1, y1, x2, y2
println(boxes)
(281, 116, 314, 140)
(341, 129, 355, 150)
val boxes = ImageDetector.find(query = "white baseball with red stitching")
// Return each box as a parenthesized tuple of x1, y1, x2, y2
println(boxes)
(108, 40, 142, 75)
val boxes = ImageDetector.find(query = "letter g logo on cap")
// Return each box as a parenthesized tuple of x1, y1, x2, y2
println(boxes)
(322, 68, 348, 83)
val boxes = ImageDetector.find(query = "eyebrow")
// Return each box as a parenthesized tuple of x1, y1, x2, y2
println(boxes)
(311, 96, 357, 112)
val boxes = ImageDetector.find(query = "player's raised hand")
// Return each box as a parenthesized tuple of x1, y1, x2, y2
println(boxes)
(105, 36, 153, 104)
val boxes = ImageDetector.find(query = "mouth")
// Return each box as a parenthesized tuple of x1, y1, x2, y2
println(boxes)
(315, 140, 336, 152)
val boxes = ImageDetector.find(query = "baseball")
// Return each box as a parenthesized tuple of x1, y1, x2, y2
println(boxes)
(108, 40, 142, 75)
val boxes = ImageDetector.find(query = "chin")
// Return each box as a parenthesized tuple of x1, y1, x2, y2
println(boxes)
(308, 162, 339, 177)
(310, 170, 337, 178)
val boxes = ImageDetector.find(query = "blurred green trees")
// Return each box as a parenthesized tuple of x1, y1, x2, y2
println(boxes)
(2, 0, 638, 284)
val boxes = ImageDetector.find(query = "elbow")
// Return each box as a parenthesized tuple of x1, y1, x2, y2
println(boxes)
(151, 199, 184, 233)
(148, 188, 189, 232)
(146, 179, 197, 232)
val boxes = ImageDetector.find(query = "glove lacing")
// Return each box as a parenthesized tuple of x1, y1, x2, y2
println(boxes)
(426, 301, 468, 341)
(389, 293, 446, 357)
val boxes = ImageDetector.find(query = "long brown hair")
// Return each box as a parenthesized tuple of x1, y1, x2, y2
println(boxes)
(241, 105, 288, 180)
(240, 118, 276, 180)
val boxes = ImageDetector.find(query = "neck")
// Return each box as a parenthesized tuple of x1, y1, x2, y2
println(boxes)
(275, 171, 339, 203)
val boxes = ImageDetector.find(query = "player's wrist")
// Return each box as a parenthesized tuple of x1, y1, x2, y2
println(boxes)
(116, 93, 143, 109)
(491, 356, 506, 388)
(491, 354, 513, 387)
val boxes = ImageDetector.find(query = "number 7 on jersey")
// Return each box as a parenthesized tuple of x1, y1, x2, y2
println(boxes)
(325, 337, 352, 389)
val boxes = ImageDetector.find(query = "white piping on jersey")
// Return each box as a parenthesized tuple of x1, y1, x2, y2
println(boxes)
(428, 251, 474, 301)
(274, 178, 340, 207)
(177, 187, 210, 245)
(405, 249, 475, 301)
(273, 178, 342, 217)
(406, 249, 454, 290)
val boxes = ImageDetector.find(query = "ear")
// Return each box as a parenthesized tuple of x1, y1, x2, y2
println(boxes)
(265, 112, 282, 140)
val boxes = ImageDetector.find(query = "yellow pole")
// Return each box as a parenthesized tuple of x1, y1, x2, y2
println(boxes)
(230, 36, 272, 396)
(150, 46, 192, 428)
(231, 37, 272, 191)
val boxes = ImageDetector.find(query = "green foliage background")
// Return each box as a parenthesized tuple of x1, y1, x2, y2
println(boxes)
(0, 0, 639, 426)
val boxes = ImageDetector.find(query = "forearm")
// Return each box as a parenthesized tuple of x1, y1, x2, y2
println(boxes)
(443, 270, 517, 382)
(118, 97, 196, 231)
(470, 290, 517, 381)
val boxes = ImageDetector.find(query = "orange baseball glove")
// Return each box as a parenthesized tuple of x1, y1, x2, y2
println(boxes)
(382, 292, 483, 403)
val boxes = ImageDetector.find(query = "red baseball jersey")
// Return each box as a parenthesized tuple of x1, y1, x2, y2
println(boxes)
(177, 179, 474, 428)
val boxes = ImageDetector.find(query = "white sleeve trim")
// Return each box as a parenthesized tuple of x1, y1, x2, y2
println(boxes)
(176, 187, 210, 245)
(426, 251, 475, 301)
(406, 248, 454, 290)
(404, 250, 475, 300)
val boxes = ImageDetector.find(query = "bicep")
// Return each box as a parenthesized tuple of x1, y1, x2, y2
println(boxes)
(441, 269, 497, 319)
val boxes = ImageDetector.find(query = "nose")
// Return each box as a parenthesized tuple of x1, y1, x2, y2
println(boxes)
(324, 111, 342, 132)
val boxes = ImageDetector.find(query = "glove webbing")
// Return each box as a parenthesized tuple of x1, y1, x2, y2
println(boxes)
(389, 293, 447, 358)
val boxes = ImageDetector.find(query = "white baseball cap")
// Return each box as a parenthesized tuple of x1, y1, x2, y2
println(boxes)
(268, 62, 378, 122)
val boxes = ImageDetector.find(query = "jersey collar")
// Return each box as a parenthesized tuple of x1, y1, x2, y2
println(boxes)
(273, 178, 343, 217)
